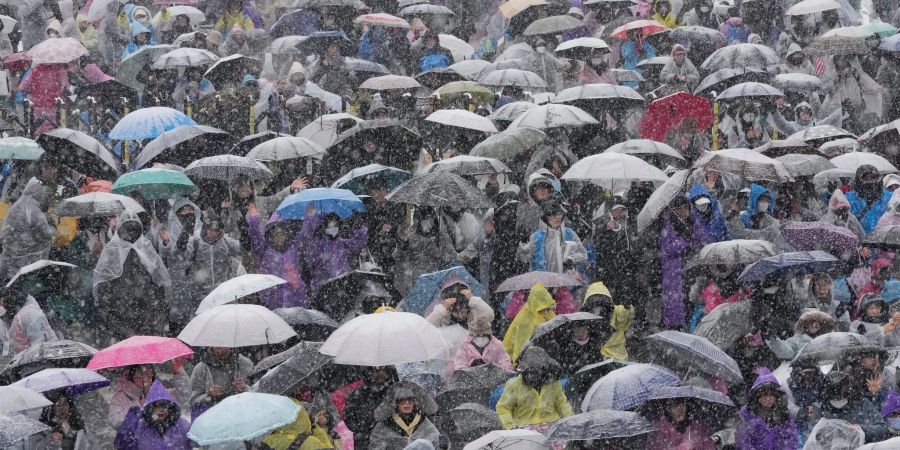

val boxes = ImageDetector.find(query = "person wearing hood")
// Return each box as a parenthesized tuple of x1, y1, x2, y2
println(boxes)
(592, 196, 640, 306)
(3, 285, 58, 355)
(766, 310, 836, 360)
(779, 43, 816, 76)
(517, 201, 587, 275)
(850, 294, 900, 347)
(659, 44, 699, 93)
(877, 181, 900, 229)
(736, 369, 798, 450)
(157, 198, 201, 334)
(426, 279, 494, 329)
(689, 184, 730, 243)
(45, 19, 64, 39)
(809, 370, 887, 443)
(821, 188, 866, 239)
(503, 283, 556, 363)
(262, 399, 335, 450)
(108, 364, 190, 430)
(0, 178, 55, 279)
(121, 22, 157, 61)
(523, 37, 570, 93)
(581, 281, 633, 360)
(804, 273, 851, 330)
(845, 165, 892, 234)
(301, 210, 368, 299)
(677, 0, 718, 28)
(367, 381, 441, 450)
(651, 0, 677, 27)
(646, 396, 717, 450)
(184, 210, 242, 300)
(554, 312, 610, 375)
(114, 380, 191, 450)
(768, 98, 845, 135)
(495, 346, 573, 430)
(620, 29, 656, 89)
(214, 0, 255, 38)
(881, 389, 900, 437)
(445, 316, 512, 375)
(720, 16, 751, 44)
(516, 169, 562, 236)
(246, 205, 309, 309)
(307, 39, 354, 98)
(821, 54, 884, 120)
(93, 210, 172, 341)
(661, 195, 710, 329)
(732, 183, 792, 250)
(188, 347, 252, 418)
(344, 366, 399, 450)
(393, 207, 458, 296)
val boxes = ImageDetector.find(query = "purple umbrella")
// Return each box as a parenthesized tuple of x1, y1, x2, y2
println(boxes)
(782, 221, 859, 258)
(495, 271, 581, 292)
(13, 368, 109, 396)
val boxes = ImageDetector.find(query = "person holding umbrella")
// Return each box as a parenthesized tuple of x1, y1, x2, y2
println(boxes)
(765, 310, 836, 361)
(735, 369, 798, 450)
(114, 380, 191, 449)
(188, 347, 252, 420)
(659, 44, 699, 94)
(2, 284, 59, 355)
(183, 210, 243, 301)
(246, 206, 309, 309)
(368, 381, 442, 450)
(822, 54, 883, 121)
(108, 364, 190, 429)
(821, 189, 866, 239)
(810, 370, 887, 444)
(157, 198, 202, 333)
(845, 166, 893, 234)
(121, 23, 157, 61)
(802, 273, 851, 331)
(620, 29, 656, 89)
(393, 207, 458, 296)
(308, 38, 354, 98)
(517, 200, 588, 276)
(425, 278, 494, 329)
(646, 396, 717, 449)
(300, 209, 368, 298)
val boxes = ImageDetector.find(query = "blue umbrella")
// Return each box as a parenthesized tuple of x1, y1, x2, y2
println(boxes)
(13, 368, 109, 396)
(581, 363, 679, 412)
(108, 107, 196, 141)
(645, 330, 743, 383)
(187, 392, 300, 445)
(275, 188, 365, 219)
(331, 164, 411, 195)
(737, 251, 843, 284)
(400, 266, 486, 316)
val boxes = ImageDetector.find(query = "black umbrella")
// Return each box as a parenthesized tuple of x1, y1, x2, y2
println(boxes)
(273, 307, 340, 341)
(415, 67, 466, 89)
(545, 410, 655, 442)
(436, 364, 515, 409)
(566, 359, 631, 402)
(863, 225, 900, 250)
(526, 312, 610, 354)
(36, 128, 121, 179)
(1, 340, 96, 382)
(449, 403, 502, 438)
(387, 172, 493, 209)
(232, 131, 292, 155)
(203, 54, 262, 85)
(636, 385, 736, 429)
(329, 119, 423, 170)
(296, 30, 355, 56)
(79, 79, 138, 108)
(312, 270, 398, 320)
(859, 119, 900, 155)
(753, 139, 819, 158)
(791, 332, 884, 367)
(134, 124, 236, 169)
(251, 341, 333, 394)
(694, 67, 770, 95)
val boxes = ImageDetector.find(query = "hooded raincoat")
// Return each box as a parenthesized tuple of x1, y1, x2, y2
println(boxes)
(301, 214, 368, 298)
(246, 212, 309, 309)
(495, 347, 573, 429)
(368, 381, 441, 450)
(845, 166, 892, 234)
(689, 184, 730, 242)
(659, 45, 700, 92)
(121, 22, 158, 60)
(158, 198, 202, 323)
(503, 283, 556, 362)
(822, 189, 866, 238)
(736, 370, 798, 450)
(876, 188, 900, 230)
(660, 205, 710, 327)
(113, 380, 191, 450)
(188, 350, 254, 414)
(0, 178, 55, 279)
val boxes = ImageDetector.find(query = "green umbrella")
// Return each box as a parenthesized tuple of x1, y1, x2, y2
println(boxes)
(0, 137, 43, 161)
(111, 168, 195, 200)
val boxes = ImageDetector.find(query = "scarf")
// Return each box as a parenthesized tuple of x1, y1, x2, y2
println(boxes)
(392, 413, 422, 437)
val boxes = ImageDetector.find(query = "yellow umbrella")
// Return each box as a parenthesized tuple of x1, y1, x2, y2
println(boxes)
(499, 0, 548, 19)
(435, 81, 495, 104)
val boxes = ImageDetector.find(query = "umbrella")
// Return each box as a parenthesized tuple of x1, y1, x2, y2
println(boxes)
(0, 414, 50, 447)
(783, 221, 860, 256)
(671, 26, 726, 50)
(353, 12, 410, 28)
(86, 336, 193, 371)
(331, 164, 410, 195)
(203, 54, 261, 84)
(449, 59, 494, 80)
(567, 360, 631, 399)
(184, 155, 273, 182)
(151, 47, 218, 69)
(246, 136, 326, 162)
(830, 152, 897, 174)
(637, 385, 735, 427)
(108, 107, 196, 141)
(273, 308, 339, 340)
(319, 310, 449, 365)
(36, 128, 121, 178)
(152, 5, 205, 27)
(858, 120, 900, 154)
(879, 33, 900, 52)
(134, 124, 235, 169)
(791, 332, 882, 366)
(296, 30, 355, 55)
(177, 304, 296, 347)
(0, 339, 95, 381)
(13, 368, 109, 395)
(111, 168, 195, 200)
(27, 37, 87, 65)
(694, 148, 794, 182)
(695, 67, 770, 95)
(562, 152, 668, 187)
(463, 429, 548, 450)
(425, 109, 498, 134)
(790, 125, 857, 147)
(805, 35, 871, 56)
(54, 192, 145, 217)
(233, 131, 292, 154)
(737, 251, 844, 283)
(700, 43, 779, 71)
(478, 69, 547, 89)
(266, 35, 307, 54)
(604, 139, 685, 168)
(439, 34, 475, 62)
(0, 386, 51, 413)
(863, 225, 900, 250)
(785, 0, 839, 14)
(488, 101, 537, 123)
(311, 270, 397, 320)
(774, 73, 823, 92)
(253, 342, 333, 395)
(417, 68, 467, 89)
(250, 341, 326, 378)
(528, 312, 608, 352)
(639, 92, 714, 142)
(553, 83, 645, 111)
(297, 113, 365, 149)
(523, 14, 584, 36)
(693, 300, 754, 349)
(387, 172, 493, 209)
(117, 45, 176, 89)
(774, 153, 836, 177)
(637, 169, 690, 233)
(716, 82, 783, 100)
(345, 58, 391, 75)
(2, 52, 31, 71)
(554, 37, 610, 59)
(399, 3, 454, 15)
(609, 19, 668, 39)
(581, 363, 679, 411)
(546, 410, 655, 442)
(400, 266, 486, 315)
(275, 188, 364, 219)
(685, 239, 777, 271)
(0, 137, 42, 160)
(187, 392, 301, 445)
(420, 155, 510, 176)
(645, 330, 743, 383)
(496, 271, 580, 292)
(819, 138, 858, 157)
(508, 104, 598, 130)
(360, 74, 421, 90)
(753, 139, 819, 158)
(449, 403, 502, 437)
(470, 127, 547, 169)
(195, 274, 288, 314)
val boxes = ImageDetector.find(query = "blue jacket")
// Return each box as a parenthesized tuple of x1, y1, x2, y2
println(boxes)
(740, 183, 776, 229)
(689, 184, 731, 242)
(619, 40, 655, 88)
(121, 22, 158, 61)
(845, 189, 891, 234)
(531, 227, 575, 272)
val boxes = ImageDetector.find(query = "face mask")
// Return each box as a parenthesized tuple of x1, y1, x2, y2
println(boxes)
(325, 224, 339, 237)
(473, 336, 490, 347)
(700, 5, 710, 11)
(829, 398, 849, 409)
(420, 218, 435, 232)
(536, 46, 546, 53)
(574, 336, 590, 345)
(757, 200, 770, 212)
(888, 417, 900, 429)
(764, 286, 780, 294)
(590, 58, 604, 66)
(742, 112, 756, 122)
(695, 202, 709, 213)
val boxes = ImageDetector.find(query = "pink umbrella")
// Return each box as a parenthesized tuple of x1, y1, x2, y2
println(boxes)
(87, 336, 193, 371)
(353, 13, 410, 28)
(609, 20, 669, 39)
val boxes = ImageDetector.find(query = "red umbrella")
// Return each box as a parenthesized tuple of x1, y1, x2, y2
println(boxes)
(2, 52, 32, 71)
(638, 92, 714, 142)
(609, 20, 669, 39)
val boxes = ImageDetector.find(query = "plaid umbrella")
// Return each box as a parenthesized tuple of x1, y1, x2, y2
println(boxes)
(684, 239, 776, 271)
(805, 35, 871, 56)
(496, 271, 580, 292)
(581, 363, 679, 411)
(644, 330, 743, 383)
(184, 155, 273, 182)
(546, 410, 655, 441)
(783, 221, 860, 257)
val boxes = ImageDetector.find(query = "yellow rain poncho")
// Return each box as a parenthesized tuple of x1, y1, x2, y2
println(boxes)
(584, 282, 635, 360)
(262, 399, 334, 450)
(503, 283, 556, 362)
(495, 375, 573, 429)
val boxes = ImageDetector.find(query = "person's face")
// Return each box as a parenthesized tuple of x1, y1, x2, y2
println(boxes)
(668, 402, 687, 423)
(135, 32, 150, 45)
(798, 109, 813, 122)
(133, 365, 154, 390)
(39, 164, 57, 183)
(656, 1, 670, 14)
(327, 42, 340, 56)
(758, 392, 776, 409)
(176, 15, 190, 28)
(370, 368, 389, 384)
(673, 203, 690, 220)
(834, 55, 851, 70)
(363, 141, 378, 154)
(807, 321, 821, 335)
(483, 216, 495, 235)
(134, 12, 149, 24)
(426, 37, 437, 49)
(867, 303, 883, 318)
(862, 355, 879, 369)
(236, 181, 254, 199)
(573, 326, 590, 342)
(271, 227, 289, 247)
(611, 207, 628, 219)
(548, 212, 563, 229)
(151, 404, 169, 422)
(814, 279, 830, 298)
(78, 21, 89, 32)
(212, 347, 232, 359)
(674, 52, 685, 64)
(451, 305, 470, 321)
(54, 398, 70, 419)
(205, 228, 222, 242)
(533, 186, 550, 202)
(369, 186, 388, 203)
(397, 397, 415, 414)
(227, 1, 241, 13)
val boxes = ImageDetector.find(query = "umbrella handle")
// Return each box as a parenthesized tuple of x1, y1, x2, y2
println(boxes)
(712, 100, 719, 150)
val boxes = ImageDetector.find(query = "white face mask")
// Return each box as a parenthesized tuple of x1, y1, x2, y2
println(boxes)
(829, 398, 849, 409)
(700, 5, 710, 11)
(420, 219, 435, 232)
(536, 46, 547, 53)
(325, 224, 339, 237)
(742, 112, 756, 122)
(757, 200, 770, 212)
(695, 202, 709, 212)
(473, 336, 490, 347)
(574, 336, 590, 346)
(590, 58, 604, 66)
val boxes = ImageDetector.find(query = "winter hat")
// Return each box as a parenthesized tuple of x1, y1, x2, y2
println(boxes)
(884, 174, 900, 190)
(794, 102, 813, 114)
(671, 44, 686, 55)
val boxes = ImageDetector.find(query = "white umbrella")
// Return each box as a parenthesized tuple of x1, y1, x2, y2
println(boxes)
(360, 74, 421, 90)
(554, 37, 609, 54)
(488, 101, 537, 122)
(462, 429, 548, 450)
(830, 152, 898, 174)
(785, 0, 839, 15)
(420, 155, 511, 176)
(694, 148, 794, 182)
(478, 68, 547, 89)
(6, 260, 76, 288)
(562, 153, 668, 187)
(86, 0, 115, 20)
(54, 192, 146, 218)
(152, 48, 218, 69)
(604, 139, 685, 162)
(0, 15, 16, 35)
(195, 275, 288, 315)
(178, 304, 296, 347)
(507, 104, 598, 130)
(297, 113, 365, 149)
(267, 35, 307, 54)
(439, 34, 475, 63)
(152, 6, 205, 30)
(448, 60, 493, 80)
(184, 155, 273, 182)
(425, 109, 498, 133)
(0, 386, 51, 414)
(245, 136, 326, 161)
(319, 311, 449, 366)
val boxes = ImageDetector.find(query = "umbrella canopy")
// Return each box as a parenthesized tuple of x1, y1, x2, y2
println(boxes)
(253, 342, 333, 394)
(353, 12, 410, 28)
(469, 127, 547, 170)
(311, 269, 397, 320)
(694, 148, 794, 182)
(637, 385, 736, 427)
(3, 52, 31, 71)
(604, 139, 685, 168)
(785, 0, 839, 14)
(582, 363, 679, 411)
(553, 83, 644, 111)
(13, 368, 109, 395)
(774, 154, 836, 177)
(0, 386, 51, 413)
(417, 68, 467, 89)
(111, 168, 196, 200)
(276, 188, 365, 219)
(87, 336, 193, 371)
(387, 172, 493, 209)
(297, 113, 365, 150)
(449, 59, 494, 80)
(858, 119, 900, 154)
(694, 300, 754, 349)
(528, 312, 609, 352)
(554, 37, 610, 59)
(716, 82, 783, 100)
(55, 192, 145, 218)
(463, 429, 548, 450)
(783, 221, 859, 257)
(805, 35, 871, 56)
(36, 128, 121, 178)
(0, 338, 95, 380)
(685, 239, 777, 271)
(496, 271, 580, 292)
(425, 109, 498, 133)
(791, 332, 882, 366)
(433, 81, 493, 103)
(695, 67, 770, 95)
(879, 33, 900, 52)
(152, 47, 218, 69)
(273, 308, 339, 329)
(400, 266, 486, 316)
(700, 43, 779, 71)
(546, 410, 655, 442)
(830, 152, 898, 174)
(233, 131, 293, 154)
(134, 125, 235, 169)
(523, 14, 584, 36)
(645, 330, 743, 383)
(420, 155, 510, 176)
(177, 304, 296, 347)
(438, 34, 476, 62)
(862, 225, 900, 250)
(737, 251, 844, 283)
(819, 138, 858, 157)
(250, 341, 327, 378)
(609, 19, 668, 39)
(118, 45, 176, 89)
(195, 274, 288, 314)
(489, 101, 538, 123)
(639, 92, 714, 142)
(478, 68, 547, 89)
(27, 37, 87, 65)
(637, 169, 690, 233)
(0, 136, 42, 160)
(789, 125, 857, 146)
(562, 152, 668, 187)
(184, 155, 273, 182)
(108, 107, 196, 141)
(296, 30, 355, 55)
(360, 74, 421, 90)
(399, 3, 454, 15)
(246, 136, 326, 162)
(437, 365, 515, 409)
(508, 104, 598, 130)
(203, 54, 261, 84)
(671, 26, 727, 50)
(188, 392, 301, 445)
(319, 311, 449, 365)
(774, 73, 823, 92)
(449, 403, 503, 437)
(567, 360, 632, 400)
(0, 414, 51, 448)
(332, 164, 410, 195)
(753, 139, 819, 157)
(266, 35, 307, 54)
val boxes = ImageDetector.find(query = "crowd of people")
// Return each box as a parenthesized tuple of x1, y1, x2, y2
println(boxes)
(2, 0, 900, 447)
